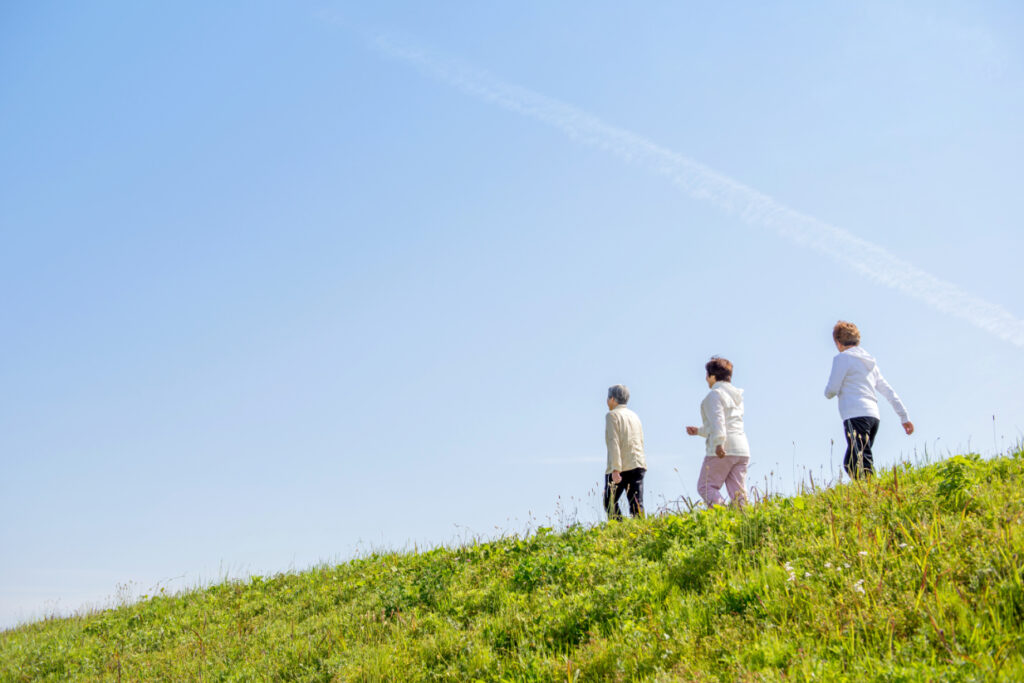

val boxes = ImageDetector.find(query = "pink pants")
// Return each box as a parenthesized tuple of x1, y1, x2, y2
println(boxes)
(696, 455, 749, 507)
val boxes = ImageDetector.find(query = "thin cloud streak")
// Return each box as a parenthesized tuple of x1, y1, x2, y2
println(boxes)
(369, 34, 1024, 349)
(508, 455, 688, 465)
(518, 457, 604, 466)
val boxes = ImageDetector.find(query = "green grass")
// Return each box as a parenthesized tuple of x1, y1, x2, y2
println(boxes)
(4, 449, 1024, 681)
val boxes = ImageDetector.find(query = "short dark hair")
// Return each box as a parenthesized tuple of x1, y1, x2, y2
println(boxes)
(607, 384, 630, 404)
(833, 321, 861, 347)
(705, 357, 733, 382)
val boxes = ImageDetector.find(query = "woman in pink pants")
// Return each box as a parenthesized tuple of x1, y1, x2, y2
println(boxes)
(686, 357, 750, 507)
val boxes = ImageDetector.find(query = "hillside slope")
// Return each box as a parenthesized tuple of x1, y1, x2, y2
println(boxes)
(3, 450, 1024, 681)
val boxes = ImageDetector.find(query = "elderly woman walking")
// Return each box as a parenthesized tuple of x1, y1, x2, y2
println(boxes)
(686, 357, 750, 507)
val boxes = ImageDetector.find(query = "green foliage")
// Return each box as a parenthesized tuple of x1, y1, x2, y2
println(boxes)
(935, 453, 980, 511)
(4, 450, 1024, 681)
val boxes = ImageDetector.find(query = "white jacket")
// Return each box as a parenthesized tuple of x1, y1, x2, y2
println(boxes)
(824, 346, 909, 422)
(696, 382, 750, 459)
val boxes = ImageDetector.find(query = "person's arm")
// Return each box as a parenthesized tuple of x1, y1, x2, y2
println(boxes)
(874, 370, 913, 433)
(687, 417, 707, 437)
(691, 397, 710, 438)
(824, 355, 845, 399)
(605, 412, 622, 475)
(707, 392, 728, 456)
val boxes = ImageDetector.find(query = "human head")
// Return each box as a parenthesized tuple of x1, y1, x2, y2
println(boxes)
(607, 384, 630, 406)
(833, 321, 861, 347)
(705, 356, 733, 383)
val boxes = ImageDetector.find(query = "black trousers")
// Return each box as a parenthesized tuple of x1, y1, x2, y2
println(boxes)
(843, 416, 880, 478)
(604, 467, 646, 519)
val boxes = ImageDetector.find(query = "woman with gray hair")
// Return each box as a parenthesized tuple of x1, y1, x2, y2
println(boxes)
(604, 384, 647, 519)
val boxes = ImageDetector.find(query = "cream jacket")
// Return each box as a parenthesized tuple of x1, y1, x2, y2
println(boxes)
(696, 382, 751, 459)
(605, 405, 646, 474)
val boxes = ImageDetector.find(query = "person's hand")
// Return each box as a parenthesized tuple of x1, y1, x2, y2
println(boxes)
(715, 444, 726, 458)
(903, 421, 914, 435)
(686, 426, 699, 436)
(612, 470, 622, 484)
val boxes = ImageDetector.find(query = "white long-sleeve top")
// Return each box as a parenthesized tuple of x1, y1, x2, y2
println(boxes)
(696, 382, 750, 459)
(605, 404, 646, 474)
(824, 346, 909, 422)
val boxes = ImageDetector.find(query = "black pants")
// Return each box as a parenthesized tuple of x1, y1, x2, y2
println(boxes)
(843, 416, 880, 479)
(604, 467, 645, 519)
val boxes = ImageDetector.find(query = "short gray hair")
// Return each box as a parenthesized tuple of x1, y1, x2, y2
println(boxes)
(607, 384, 630, 404)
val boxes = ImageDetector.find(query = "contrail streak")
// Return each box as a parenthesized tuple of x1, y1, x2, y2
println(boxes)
(369, 32, 1024, 348)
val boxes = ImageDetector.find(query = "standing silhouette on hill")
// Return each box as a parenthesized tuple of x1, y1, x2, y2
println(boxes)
(825, 320, 914, 478)
(686, 356, 751, 507)
(604, 384, 647, 519)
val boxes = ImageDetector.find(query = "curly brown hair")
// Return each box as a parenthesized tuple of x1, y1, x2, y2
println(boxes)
(833, 321, 861, 347)
(705, 356, 733, 382)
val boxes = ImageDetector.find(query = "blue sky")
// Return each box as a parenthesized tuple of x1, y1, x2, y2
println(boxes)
(2, 1, 1022, 628)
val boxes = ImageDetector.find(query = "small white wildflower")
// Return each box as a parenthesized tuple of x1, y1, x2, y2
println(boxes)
(853, 579, 865, 594)
(843, 563, 851, 569)
(824, 562, 833, 569)
(858, 551, 868, 556)
(804, 572, 812, 578)
(787, 573, 795, 583)
(898, 543, 908, 549)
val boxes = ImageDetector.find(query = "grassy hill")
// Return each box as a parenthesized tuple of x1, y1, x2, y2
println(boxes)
(3, 449, 1024, 681)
